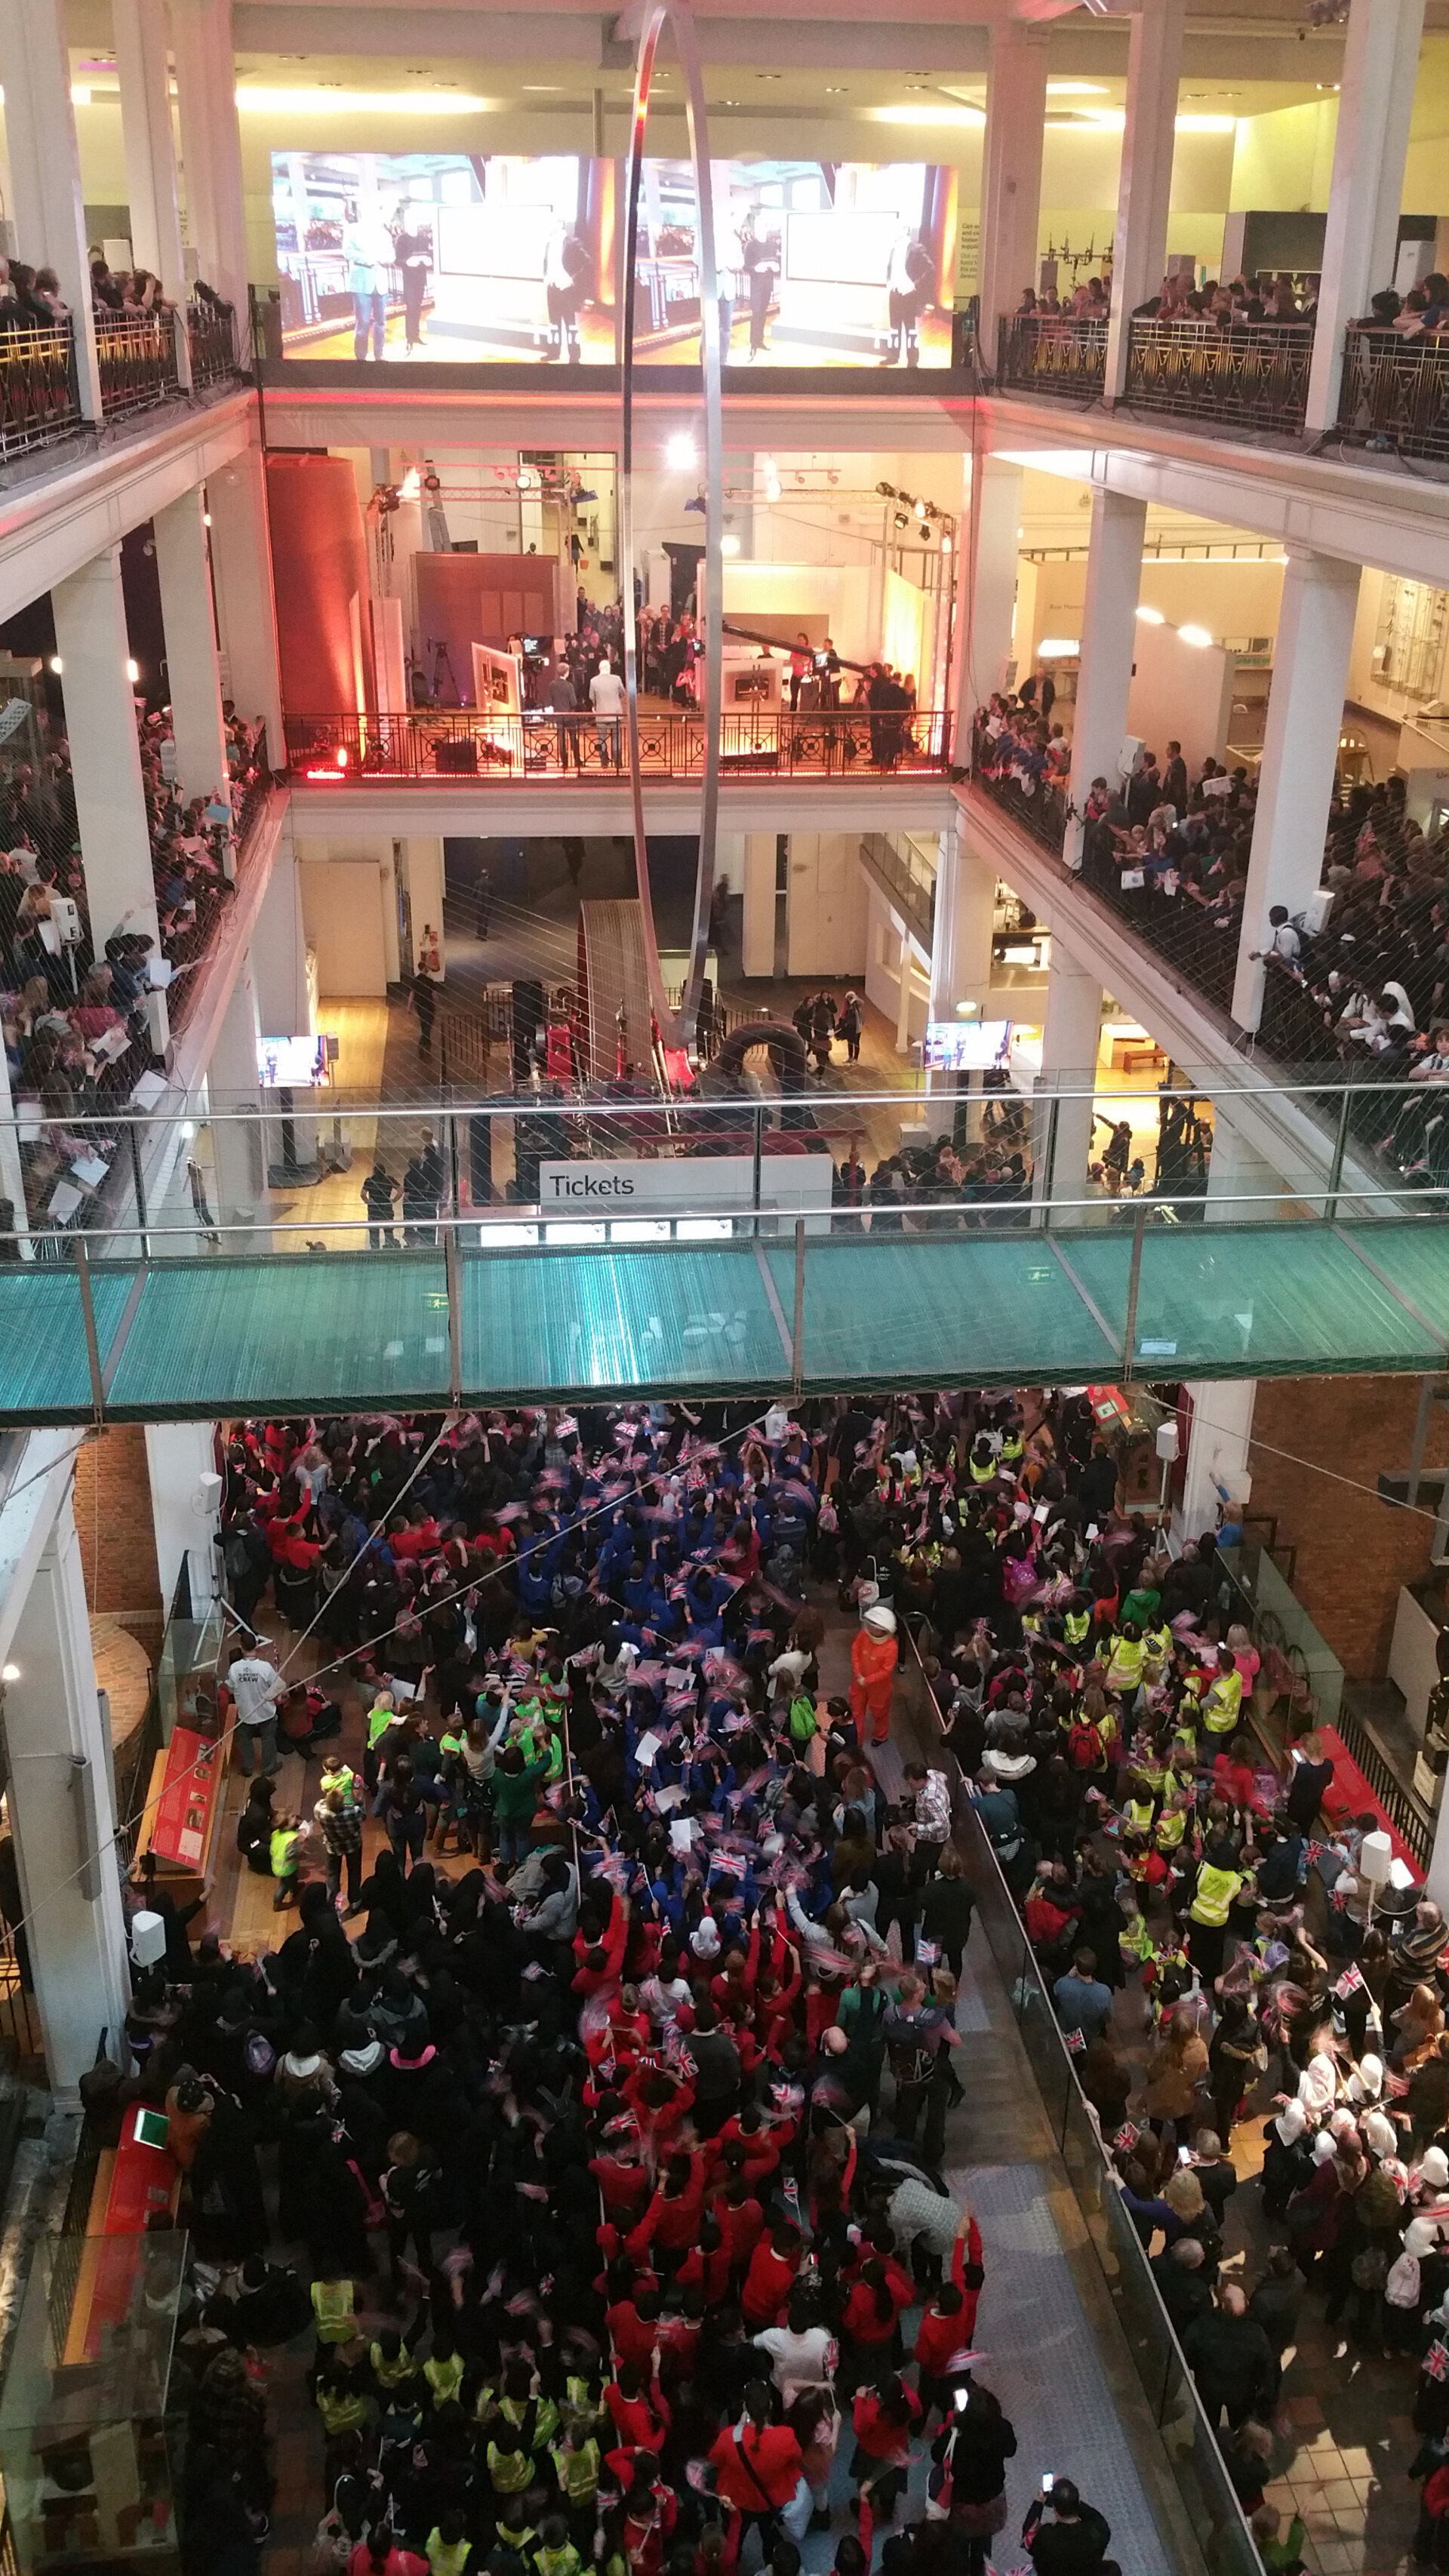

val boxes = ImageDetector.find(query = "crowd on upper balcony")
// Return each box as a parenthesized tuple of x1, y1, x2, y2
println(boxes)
(974, 683, 1449, 1174)
(0, 245, 237, 347)
(0, 696, 266, 1246)
(0, 253, 72, 333)
(1012, 267, 1321, 331)
(1011, 261, 1449, 344)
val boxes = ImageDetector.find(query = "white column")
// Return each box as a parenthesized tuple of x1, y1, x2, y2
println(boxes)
(1103, 0, 1186, 400)
(740, 833, 776, 980)
(171, 0, 248, 318)
(0, 1039, 33, 1260)
(1180, 1380, 1256, 1543)
(1033, 940, 1101, 1220)
(143, 1423, 220, 1614)
(113, 0, 190, 318)
(5, 1498, 131, 2098)
(153, 488, 230, 804)
(0, 0, 103, 418)
(251, 821, 312, 1039)
(207, 447, 285, 762)
(895, 931, 915, 1054)
(959, 456, 1023, 741)
(1231, 548, 1361, 1033)
(977, 24, 1049, 344)
(403, 839, 447, 980)
(929, 826, 995, 1021)
(1305, 0, 1427, 436)
(51, 551, 162, 959)
(205, 950, 263, 1227)
(1066, 489, 1147, 870)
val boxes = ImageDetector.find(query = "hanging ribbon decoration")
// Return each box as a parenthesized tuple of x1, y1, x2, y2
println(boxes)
(618, 0, 723, 1054)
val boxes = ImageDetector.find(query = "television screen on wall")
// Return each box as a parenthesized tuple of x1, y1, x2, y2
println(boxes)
(635, 158, 958, 368)
(269, 151, 620, 361)
(923, 1019, 1013, 1072)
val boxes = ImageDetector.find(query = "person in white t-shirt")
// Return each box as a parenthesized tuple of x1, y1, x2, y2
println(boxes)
(752, 2291, 838, 2404)
(226, 1652, 285, 1776)
(589, 659, 626, 769)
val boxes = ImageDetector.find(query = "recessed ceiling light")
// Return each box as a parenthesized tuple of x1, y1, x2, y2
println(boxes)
(523, 84, 561, 91)
(756, 72, 782, 80)
(825, 85, 848, 94)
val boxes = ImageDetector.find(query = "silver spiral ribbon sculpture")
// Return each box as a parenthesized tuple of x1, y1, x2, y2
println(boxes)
(618, 0, 722, 1057)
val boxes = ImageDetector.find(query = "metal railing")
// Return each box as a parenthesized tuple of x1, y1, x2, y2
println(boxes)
(995, 312, 1108, 400)
(1123, 317, 1312, 435)
(284, 703, 954, 785)
(0, 319, 82, 460)
(1337, 327, 1449, 465)
(957, 1800, 1264, 2576)
(186, 299, 242, 390)
(857, 830, 937, 948)
(891, 1599, 1260, 2576)
(95, 306, 183, 419)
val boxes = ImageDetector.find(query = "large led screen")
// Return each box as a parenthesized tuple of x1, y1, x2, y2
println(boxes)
(269, 152, 620, 361)
(637, 159, 958, 367)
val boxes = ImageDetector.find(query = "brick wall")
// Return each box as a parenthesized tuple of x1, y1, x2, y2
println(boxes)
(72, 1425, 165, 1662)
(1237, 1374, 1449, 1682)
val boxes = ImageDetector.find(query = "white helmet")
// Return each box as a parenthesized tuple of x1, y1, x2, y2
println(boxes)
(863, 1605, 897, 1638)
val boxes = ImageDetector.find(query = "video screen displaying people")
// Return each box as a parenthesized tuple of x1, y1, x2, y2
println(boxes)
(635, 158, 957, 368)
(269, 151, 620, 361)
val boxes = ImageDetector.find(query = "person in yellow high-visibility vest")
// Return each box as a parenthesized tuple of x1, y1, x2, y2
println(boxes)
(1201, 1647, 1244, 1738)
(1189, 1834, 1248, 1982)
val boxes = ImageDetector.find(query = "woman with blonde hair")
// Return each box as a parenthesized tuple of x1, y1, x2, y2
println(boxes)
(1143, 2007, 1209, 2146)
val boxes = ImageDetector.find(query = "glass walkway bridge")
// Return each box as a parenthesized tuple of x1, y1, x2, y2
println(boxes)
(3, 1072, 1449, 1423)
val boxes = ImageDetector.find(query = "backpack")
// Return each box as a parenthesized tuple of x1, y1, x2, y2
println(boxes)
(244, 2028, 275, 2080)
(888, 2016, 936, 2089)
(788, 1694, 818, 1745)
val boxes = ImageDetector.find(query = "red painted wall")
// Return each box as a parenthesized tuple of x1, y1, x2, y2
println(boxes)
(265, 453, 374, 715)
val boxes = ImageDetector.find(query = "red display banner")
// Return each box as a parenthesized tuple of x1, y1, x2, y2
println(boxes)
(147, 1724, 222, 1869)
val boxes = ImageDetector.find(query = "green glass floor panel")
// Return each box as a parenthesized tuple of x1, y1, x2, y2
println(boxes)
(1341, 1223, 1449, 1356)
(764, 1236, 1120, 1387)
(1066, 1223, 1439, 1377)
(460, 1245, 789, 1397)
(0, 1266, 134, 1417)
(103, 1255, 452, 1415)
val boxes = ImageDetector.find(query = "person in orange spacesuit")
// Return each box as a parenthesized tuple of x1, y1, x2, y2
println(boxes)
(849, 1602, 900, 1746)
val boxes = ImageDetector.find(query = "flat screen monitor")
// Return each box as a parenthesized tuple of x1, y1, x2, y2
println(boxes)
(269, 152, 620, 362)
(258, 1035, 331, 1088)
(637, 157, 958, 368)
(923, 1019, 1013, 1072)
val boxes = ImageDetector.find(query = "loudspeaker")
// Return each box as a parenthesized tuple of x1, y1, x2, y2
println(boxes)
(198, 1470, 224, 1512)
(435, 738, 478, 773)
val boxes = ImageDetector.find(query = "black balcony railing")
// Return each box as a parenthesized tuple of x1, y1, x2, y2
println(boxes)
(95, 306, 183, 419)
(0, 319, 82, 459)
(1337, 325, 1449, 465)
(1123, 315, 1312, 435)
(284, 703, 954, 784)
(995, 312, 1107, 400)
(186, 298, 242, 390)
